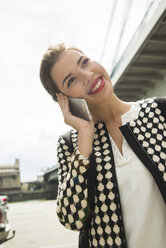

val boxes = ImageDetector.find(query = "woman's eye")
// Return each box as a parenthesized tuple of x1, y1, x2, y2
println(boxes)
(82, 58, 89, 67)
(67, 77, 75, 87)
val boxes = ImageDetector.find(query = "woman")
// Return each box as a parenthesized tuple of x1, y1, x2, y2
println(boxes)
(40, 43, 166, 248)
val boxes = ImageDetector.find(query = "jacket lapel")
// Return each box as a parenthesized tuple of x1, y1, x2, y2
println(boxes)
(88, 122, 127, 247)
(120, 97, 166, 203)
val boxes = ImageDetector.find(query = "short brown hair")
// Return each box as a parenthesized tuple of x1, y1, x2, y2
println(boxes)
(39, 43, 66, 102)
(40, 43, 83, 102)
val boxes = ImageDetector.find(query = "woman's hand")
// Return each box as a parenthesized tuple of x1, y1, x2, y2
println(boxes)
(57, 93, 94, 157)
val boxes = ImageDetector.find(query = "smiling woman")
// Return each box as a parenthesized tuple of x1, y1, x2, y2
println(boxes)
(39, 43, 166, 248)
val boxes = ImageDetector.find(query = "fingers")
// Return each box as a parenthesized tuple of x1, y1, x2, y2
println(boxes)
(56, 93, 70, 114)
(56, 93, 72, 124)
(56, 93, 94, 131)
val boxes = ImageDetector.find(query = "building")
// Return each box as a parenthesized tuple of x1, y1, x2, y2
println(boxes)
(0, 159, 21, 194)
(43, 165, 58, 199)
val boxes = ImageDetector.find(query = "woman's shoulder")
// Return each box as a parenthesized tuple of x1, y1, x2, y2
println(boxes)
(135, 96, 165, 108)
(135, 96, 166, 119)
(59, 129, 78, 153)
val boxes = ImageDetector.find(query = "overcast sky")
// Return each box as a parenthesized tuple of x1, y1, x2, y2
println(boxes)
(0, 0, 153, 181)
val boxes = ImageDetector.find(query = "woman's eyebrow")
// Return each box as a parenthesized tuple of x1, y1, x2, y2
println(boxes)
(62, 73, 72, 86)
(77, 55, 83, 66)
(62, 55, 83, 86)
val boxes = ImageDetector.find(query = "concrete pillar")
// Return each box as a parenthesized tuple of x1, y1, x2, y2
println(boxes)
(15, 158, 19, 169)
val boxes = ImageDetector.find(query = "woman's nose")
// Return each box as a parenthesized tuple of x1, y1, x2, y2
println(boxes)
(81, 71, 94, 85)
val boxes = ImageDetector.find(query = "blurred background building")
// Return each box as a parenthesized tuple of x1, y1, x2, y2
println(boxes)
(0, 159, 21, 194)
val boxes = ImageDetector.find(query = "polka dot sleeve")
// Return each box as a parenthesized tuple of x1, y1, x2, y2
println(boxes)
(56, 136, 91, 231)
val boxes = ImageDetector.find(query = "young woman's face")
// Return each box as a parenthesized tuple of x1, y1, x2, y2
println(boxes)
(50, 49, 113, 105)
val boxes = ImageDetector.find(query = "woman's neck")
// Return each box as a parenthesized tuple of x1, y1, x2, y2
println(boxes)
(88, 94, 132, 124)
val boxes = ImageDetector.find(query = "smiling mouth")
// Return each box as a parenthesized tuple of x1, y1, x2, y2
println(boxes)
(89, 76, 105, 95)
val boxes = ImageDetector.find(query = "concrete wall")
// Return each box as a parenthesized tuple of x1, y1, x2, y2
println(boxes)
(6, 190, 57, 202)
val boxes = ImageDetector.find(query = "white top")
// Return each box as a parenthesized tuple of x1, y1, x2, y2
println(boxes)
(109, 103, 166, 248)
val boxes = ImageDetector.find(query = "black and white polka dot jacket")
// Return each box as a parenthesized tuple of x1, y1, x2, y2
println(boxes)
(56, 97, 166, 248)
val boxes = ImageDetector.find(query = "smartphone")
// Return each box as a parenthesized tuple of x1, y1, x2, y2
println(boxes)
(69, 98, 92, 121)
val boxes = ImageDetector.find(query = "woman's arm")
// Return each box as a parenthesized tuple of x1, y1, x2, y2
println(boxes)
(56, 135, 92, 231)
(56, 93, 95, 230)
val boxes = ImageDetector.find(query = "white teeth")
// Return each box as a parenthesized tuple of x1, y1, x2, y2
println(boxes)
(91, 79, 102, 93)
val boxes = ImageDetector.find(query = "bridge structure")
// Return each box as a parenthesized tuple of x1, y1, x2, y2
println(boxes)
(104, 0, 166, 101)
